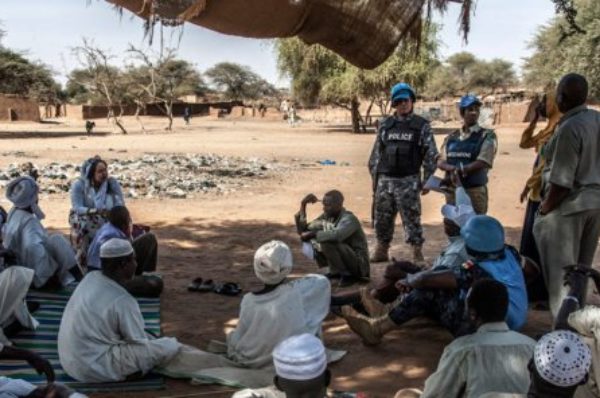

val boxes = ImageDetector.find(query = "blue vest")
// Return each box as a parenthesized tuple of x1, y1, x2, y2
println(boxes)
(477, 248, 528, 331)
(446, 129, 488, 188)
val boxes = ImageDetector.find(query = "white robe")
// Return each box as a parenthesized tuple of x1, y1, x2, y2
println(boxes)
(57, 272, 180, 382)
(0, 267, 38, 346)
(157, 275, 344, 389)
(227, 275, 331, 368)
(2, 209, 75, 288)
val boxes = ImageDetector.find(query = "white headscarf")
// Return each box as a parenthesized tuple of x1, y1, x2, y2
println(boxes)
(441, 186, 475, 227)
(5, 176, 45, 219)
(253, 240, 293, 285)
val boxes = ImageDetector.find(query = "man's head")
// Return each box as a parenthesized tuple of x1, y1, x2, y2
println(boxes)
(273, 334, 330, 398)
(466, 279, 508, 327)
(108, 206, 131, 234)
(461, 215, 505, 258)
(528, 330, 591, 398)
(322, 190, 344, 218)
(443, 218, 461, 238)
(253, 240, 293, 286)
(391, 83, 416, 116)
(556, 73, 588, 113)
(459, 95, 482, 127)
(100, 238, 137, 282)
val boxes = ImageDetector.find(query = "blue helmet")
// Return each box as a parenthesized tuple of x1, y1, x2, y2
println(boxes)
(391, 83, 416, 102)
(460, 94, 482, 109)
(461, 215, 505, 253)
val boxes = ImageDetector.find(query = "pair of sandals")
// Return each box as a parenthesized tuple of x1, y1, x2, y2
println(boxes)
(187, 277, 242, 296)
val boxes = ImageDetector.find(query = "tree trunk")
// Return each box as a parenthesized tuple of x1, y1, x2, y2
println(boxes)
(165, 102, 173, 131)
(134, 103, 147, 134)
(351, 98, 361, 134)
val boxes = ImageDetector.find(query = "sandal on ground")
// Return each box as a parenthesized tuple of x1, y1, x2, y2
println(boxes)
(187, 277, 215, 292)
(213, 282, 242, 296)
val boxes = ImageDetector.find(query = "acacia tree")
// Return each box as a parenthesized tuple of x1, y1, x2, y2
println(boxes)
(127, 45, 205, 130)
(71, 39, 129, 134)
(276, 23, 440, 132)
(204, 62, 276, 101)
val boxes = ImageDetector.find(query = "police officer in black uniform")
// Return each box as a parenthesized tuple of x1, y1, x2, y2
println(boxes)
(368, 83, 439, 264)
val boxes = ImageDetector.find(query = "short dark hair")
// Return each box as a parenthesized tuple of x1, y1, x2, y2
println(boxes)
(324, 190, 344, 205)
(468, 278, 509, 323)
(108, 206, 130, 229)
(558, 73, 588, 107)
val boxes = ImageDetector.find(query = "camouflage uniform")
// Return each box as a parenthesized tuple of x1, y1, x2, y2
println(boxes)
(368, 113, 438, 246)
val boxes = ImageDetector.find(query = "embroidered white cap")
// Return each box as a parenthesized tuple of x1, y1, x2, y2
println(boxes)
(534, 330, 592, 387)
(273, 334, 327, 381)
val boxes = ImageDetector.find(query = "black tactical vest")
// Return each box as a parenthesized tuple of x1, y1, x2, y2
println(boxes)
(446, 129, 488, 188)
(377, 115, 427, 177)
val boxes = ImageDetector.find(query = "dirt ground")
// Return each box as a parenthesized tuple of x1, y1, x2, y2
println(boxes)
(2, 115, 588, 397)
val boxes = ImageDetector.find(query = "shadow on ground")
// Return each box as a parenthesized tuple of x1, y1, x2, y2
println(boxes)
(0, 131, 110, 139)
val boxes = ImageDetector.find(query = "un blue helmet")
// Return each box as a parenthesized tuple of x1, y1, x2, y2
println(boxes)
(391, 83, 416, 103)
(460, 94, 482, 109)
(461, 215, 505, 253)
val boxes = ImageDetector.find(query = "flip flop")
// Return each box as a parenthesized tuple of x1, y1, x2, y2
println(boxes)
(187, 277, 215, 292)
(213, 282, 242, 296)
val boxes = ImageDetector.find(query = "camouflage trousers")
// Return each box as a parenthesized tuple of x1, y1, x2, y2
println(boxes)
(374, 175, 424, 246)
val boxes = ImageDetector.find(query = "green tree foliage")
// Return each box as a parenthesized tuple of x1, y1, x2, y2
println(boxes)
(204, 62, 276, 101)
(425, 52, 516, 98)
(524, 0, 600, 100)
(275, 23, 441, 131)
(0, 40, 61, 103)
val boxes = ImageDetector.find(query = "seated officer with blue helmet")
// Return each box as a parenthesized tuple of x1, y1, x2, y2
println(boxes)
(437, 95, 497, 215)
(339, 214, 528, 346)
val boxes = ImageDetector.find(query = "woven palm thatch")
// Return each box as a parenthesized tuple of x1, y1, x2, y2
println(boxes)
(106, 0, 472, 69)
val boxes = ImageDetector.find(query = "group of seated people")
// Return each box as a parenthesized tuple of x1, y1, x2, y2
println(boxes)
(0, 154, 598, 398)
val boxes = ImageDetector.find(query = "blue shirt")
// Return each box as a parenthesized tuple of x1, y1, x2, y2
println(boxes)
(477, 248, 528, 331)
(87, 222, 127, 270)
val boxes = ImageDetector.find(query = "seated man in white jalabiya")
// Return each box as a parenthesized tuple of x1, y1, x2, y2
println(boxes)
(2, 177, 82, 289)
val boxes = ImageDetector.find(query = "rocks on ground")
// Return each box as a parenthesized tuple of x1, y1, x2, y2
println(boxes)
(0, 153, 292, 199)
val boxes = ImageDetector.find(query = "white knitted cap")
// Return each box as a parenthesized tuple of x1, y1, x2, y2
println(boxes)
(253, 240, 293, 285)
(534, 330, 592, 387)
(100, 238, 134, 259)
(273, 334, 327, 381)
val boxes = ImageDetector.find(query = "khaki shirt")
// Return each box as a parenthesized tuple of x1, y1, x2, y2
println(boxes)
(439, 124, 498, 167)
(421, 322, 535, 398)
(542, 106, 600, 215)
(295, 208, 369, 274)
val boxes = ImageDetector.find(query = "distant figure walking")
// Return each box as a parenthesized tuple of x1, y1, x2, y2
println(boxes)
(183, 107, 192, 125)
(85, 121, 96, 135)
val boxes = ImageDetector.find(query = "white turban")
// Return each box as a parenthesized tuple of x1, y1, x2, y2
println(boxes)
(6, 176, 45, 219)
(273, 334, 327, 381)
(534, 330, 592, 387)
(253, 240, 293, 285)
(100, 238, 134, 259)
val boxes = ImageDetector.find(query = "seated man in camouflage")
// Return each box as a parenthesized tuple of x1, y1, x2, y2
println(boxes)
(295, 190, 369, 287)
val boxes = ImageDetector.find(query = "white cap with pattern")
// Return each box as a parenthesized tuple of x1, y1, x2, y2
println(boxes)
(100, 238, 134, 259)
(534, 330, 592, 387)
(273, 334, 327, 381)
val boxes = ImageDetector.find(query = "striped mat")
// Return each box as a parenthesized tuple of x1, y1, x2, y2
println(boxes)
(0, 288, 165, 392)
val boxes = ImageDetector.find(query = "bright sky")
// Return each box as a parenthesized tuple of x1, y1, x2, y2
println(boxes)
(2, 0, 557, 87)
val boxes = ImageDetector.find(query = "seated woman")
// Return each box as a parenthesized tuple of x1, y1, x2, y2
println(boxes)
(3, 177, 82, 289)
(69, 156, 124, 268)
